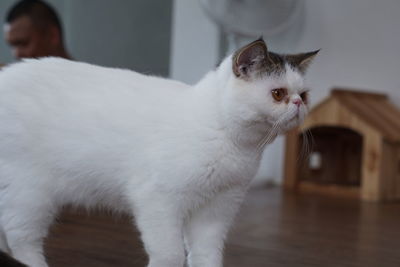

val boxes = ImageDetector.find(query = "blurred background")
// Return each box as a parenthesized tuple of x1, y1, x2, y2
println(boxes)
(1, 0, 400, 186)
(0, 0, 173, 75)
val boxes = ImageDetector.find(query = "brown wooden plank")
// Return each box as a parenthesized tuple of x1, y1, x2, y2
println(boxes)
(336, 94, 400, 142)
(361, 97, 400, 137)
(360, 132, 383, 201)
(331, 88, 388, 100)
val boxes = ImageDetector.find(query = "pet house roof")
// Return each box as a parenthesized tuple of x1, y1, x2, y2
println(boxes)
(302, 88, 400, 143)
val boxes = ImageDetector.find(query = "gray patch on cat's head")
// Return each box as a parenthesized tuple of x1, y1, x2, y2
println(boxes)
(284, 50, 320, 74)
(232, 38, 319, 79)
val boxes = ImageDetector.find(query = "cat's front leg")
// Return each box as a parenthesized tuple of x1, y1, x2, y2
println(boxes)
(132, 195, 186, 267)
(184, 187, 246, 267)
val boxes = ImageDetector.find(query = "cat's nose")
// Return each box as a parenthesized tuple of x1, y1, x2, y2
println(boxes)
(293, 99, 302, 107)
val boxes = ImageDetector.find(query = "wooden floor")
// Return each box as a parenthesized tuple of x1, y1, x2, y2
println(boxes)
(44, 186, 400, 267)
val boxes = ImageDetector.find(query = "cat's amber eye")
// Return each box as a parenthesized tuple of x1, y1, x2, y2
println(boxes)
(271, 88, 287, 102)
(300, 91, 308, 104)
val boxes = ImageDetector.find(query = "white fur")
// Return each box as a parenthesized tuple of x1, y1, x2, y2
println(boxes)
(0, 55, 308, 267)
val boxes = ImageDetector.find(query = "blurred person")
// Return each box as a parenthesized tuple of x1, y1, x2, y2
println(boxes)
(3, 0, 71, 59)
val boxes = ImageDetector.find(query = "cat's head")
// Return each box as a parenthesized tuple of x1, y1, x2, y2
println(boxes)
(224, 38, 318, 135)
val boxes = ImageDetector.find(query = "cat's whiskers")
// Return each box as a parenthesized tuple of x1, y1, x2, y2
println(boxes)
(256, 116, 284, 153)
(256, 124, 275, 152)
(299, 128, 314, 163)
(299, 130, 307, 162)
(306, 129, 315, 158)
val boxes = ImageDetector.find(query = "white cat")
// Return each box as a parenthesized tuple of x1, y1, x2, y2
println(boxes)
(0, 39, 317, 267)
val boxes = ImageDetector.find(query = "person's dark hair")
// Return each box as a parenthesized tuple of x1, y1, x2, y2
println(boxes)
(0, 251, 27, 267)
(6, 0, 63, 37)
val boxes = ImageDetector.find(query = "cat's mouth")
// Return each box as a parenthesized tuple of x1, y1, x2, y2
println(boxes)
(286, 110, 305, 128)
(288, 110, 300, 122)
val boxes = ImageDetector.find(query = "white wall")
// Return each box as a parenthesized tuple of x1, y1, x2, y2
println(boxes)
(170, 0, 219, 84)
(170, 0, 400, 184)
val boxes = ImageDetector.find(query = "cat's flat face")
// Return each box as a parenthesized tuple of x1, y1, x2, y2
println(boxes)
(255, 64, 309, 133)
(229, 39, 318, 134)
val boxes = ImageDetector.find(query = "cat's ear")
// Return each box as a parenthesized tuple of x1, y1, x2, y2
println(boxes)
(286, 50, 320, 74)
(232, 38, 268, 78)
